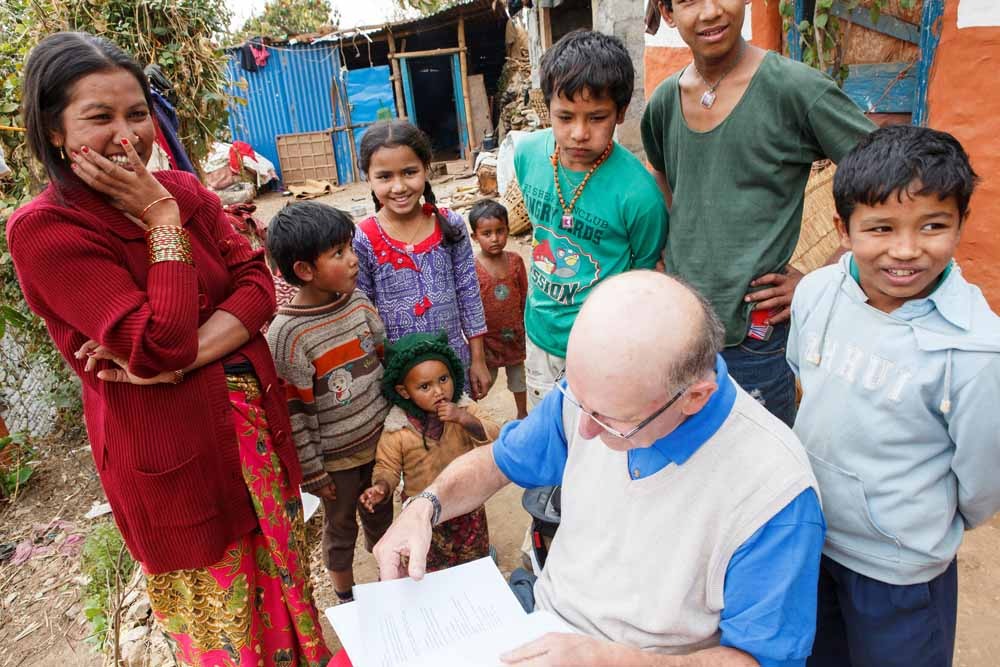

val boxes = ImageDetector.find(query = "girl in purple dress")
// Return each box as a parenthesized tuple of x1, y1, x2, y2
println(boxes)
(354, 120, 492, 399)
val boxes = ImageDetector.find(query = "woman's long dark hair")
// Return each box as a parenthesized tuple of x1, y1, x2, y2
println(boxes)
(22, 32, 153, 186)
(359, 120, 464, 246)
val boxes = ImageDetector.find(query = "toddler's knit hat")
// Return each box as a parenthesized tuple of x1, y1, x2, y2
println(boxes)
(381, 331, 465, 417)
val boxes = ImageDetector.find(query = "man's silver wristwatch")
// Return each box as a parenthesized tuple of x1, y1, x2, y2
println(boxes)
(402, 490, 442, 526)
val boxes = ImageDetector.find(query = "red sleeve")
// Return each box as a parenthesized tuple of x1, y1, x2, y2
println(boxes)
(7, 208, 200, 378)
(198, 189, 277, 334)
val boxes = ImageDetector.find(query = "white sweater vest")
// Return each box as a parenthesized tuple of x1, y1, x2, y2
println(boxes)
(533, 386, 818, 653)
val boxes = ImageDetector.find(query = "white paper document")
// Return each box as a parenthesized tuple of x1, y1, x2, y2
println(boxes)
(407, 610, 577, 667)
(325, 557, 575, 667)
(325, 601, 365, 660)
(301, 491, 320, 522)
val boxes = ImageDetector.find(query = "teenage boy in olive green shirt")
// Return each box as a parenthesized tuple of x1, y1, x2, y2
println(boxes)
(641, 0, 875, 426)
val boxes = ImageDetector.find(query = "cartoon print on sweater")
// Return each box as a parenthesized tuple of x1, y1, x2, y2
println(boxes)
(359, 329, 376, 355)
(328, 369, 353, 405)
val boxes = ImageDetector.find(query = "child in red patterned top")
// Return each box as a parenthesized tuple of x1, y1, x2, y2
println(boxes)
(471, 200, 529, 419)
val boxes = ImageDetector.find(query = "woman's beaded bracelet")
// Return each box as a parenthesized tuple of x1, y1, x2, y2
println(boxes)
(146, 225, 193, 265)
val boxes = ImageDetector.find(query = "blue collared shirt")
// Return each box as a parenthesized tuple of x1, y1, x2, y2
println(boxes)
(493, 356, 824, 667)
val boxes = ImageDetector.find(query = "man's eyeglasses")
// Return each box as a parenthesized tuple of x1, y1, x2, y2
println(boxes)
(555, 381, 687, 441)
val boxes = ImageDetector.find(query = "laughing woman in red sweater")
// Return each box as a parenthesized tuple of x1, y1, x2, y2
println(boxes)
(6, 33, 331, 667)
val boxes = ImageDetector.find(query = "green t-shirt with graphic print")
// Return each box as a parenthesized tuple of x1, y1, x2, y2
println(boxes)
(641, 51, 876, 346)
(514, 128, 668, 358)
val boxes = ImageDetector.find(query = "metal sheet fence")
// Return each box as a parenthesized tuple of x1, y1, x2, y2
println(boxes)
(225, 43, 347, 182)
(225, 44, 397, 185)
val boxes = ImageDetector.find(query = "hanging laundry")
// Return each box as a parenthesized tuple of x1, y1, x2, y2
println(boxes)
(144, 64, 177, 105)
(147, 119, 177, 172)
(149, 89, 197, 174)
(239, 43, 258, 72)
(250, 39, 270, 68)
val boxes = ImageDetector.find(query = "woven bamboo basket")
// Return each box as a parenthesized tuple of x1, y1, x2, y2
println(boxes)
(790, 162, 840, 274)
(503, 177, 533, 236)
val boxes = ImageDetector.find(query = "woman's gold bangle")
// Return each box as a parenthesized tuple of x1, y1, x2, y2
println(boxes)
(146, 225, 193, 265)
(140, 196, 177, 223)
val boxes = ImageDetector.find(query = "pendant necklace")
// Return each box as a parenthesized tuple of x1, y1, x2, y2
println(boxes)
(380, 210, 425, 253)
(692, 41, 746, 109)
(551, 141, 613, 231)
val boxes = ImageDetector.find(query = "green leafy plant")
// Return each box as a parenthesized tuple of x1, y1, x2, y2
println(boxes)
(778, 0, 917, 85)
(36, 0, 234, 169)
(1, 0, 235, 434)
(81, 521, 137, 651)
(0, 431, 34, 500)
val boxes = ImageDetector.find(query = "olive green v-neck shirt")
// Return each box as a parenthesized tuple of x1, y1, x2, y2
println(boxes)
(641, 52, 875, 346)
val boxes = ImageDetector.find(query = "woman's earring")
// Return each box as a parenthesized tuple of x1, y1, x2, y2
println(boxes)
(58, 145, 67, 161)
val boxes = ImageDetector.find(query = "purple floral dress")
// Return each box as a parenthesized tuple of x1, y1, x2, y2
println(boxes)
(354, 209, 487, 372)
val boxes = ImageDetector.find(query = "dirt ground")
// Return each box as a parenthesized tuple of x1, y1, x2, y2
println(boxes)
(2, 176, 999, 665)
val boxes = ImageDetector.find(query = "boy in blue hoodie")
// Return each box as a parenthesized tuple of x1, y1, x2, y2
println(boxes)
(788, 124, 1000, 667)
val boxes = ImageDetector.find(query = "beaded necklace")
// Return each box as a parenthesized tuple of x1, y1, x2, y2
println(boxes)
(551, 141, 613, 230)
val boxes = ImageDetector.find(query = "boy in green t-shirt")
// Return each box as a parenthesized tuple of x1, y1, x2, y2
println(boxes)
(516, 30, 668, 409)
(641, 0, 875, 426)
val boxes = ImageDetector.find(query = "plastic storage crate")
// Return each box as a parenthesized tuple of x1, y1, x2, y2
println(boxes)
(275, 131, 338, 185)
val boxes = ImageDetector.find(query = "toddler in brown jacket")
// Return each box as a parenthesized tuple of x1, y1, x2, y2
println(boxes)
(360, 331, 500, 571)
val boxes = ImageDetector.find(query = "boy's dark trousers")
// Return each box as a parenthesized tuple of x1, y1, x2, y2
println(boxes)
(809, 555, 957, 667)
(721, 320, 797, 428)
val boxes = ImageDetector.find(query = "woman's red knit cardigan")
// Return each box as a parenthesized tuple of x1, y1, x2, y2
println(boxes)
(5, 171, 301, 574)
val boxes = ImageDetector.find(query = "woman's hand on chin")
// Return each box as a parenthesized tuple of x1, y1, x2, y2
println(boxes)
(69, 139, 180, 227)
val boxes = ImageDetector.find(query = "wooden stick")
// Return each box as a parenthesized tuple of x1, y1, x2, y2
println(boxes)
(390, 46, 465, 59)
(387, 30, 407, 120)
(540, 8, 554, 50)
(13, 622, 40, 642)
(331, 77, 359, 183)
(458, 15, 476, 154)
(332, 121, 378, 132)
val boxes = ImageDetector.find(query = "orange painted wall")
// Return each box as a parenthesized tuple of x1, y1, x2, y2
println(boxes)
(927, 1, 1000, 310)
(644, 0, 782, 96)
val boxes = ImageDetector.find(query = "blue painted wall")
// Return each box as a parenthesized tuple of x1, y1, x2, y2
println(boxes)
(914, 0, 945, 126)
(842, 63, 917, 114)
(786, 0, 932, 119)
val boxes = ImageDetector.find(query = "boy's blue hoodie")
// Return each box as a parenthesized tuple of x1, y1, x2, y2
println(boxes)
(788, 253, 1000, 585)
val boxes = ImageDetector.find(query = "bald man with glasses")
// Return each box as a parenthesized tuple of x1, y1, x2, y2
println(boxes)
(374, 270, 825, 667)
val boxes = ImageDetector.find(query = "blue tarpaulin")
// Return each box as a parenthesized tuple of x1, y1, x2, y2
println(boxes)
(345, 65, 396, 151)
